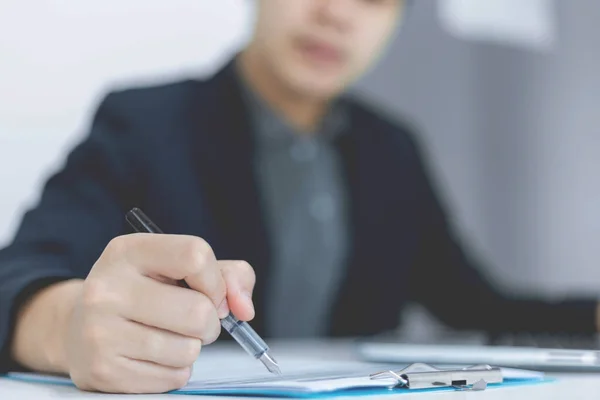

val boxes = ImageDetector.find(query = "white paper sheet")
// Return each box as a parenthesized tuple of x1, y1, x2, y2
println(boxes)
(180, 350, 544, 393)
(185, 350, 393, 392)
(7, 350, 544, 395)
(439, 0, 556, 50)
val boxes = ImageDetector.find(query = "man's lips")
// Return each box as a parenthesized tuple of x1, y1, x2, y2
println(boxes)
(296, 38, 345, 66)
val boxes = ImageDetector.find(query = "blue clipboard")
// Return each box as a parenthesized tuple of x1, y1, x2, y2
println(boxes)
(3, 363, 551, 398)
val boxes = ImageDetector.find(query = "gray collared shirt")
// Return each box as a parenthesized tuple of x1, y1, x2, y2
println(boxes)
(239, 78, 350, 338)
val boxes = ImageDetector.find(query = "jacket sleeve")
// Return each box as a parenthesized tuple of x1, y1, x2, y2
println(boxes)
(0, 93, 139, 372)
(404, 133, 598, 335)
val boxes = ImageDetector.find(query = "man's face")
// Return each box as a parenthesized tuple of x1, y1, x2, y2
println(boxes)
(251, 0, 404, 99)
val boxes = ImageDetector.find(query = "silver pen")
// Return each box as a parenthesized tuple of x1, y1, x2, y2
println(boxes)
(126, 207, 281, 375)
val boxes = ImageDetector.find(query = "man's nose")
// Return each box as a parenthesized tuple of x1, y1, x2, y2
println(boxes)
(315, 0, 356, 32)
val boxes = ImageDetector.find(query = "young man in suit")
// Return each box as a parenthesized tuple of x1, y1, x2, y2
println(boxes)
(1, 0, 598, 394)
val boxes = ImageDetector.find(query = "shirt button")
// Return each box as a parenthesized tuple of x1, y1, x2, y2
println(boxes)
(291, 141, 318, 162)
(310, 194, 335, 221)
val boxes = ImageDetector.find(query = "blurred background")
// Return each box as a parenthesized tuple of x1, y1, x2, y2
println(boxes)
(1, 0, 599, 331)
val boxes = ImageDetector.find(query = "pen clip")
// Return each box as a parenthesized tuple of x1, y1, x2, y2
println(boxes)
(370, 363, 502, 391)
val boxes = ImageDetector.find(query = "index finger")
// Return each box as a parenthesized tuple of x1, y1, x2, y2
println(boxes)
(105, 234, 227, 310)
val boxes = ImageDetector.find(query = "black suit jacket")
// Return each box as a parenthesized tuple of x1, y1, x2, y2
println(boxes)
(0, 59, 596, 371)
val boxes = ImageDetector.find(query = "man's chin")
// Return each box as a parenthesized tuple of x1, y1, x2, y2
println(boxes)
(284, 72, 346, 101)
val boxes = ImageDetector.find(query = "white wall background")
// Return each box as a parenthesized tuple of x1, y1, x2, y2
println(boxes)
(1, 1, 599, 305)
(0, 0, 252, 245)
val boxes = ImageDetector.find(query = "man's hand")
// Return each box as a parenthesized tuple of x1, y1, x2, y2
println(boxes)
(11, 234, 256, 394)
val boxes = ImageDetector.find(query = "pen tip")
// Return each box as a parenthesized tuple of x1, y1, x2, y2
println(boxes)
(260, 353, 282, 375)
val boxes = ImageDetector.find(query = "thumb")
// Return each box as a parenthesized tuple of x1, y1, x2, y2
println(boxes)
(219, 260, 256, 322)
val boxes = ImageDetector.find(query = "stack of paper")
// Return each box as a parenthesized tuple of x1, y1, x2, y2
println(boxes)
(6, 349, 547, 397)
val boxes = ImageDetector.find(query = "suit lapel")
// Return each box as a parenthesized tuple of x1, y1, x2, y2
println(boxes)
(329, 105, 401, 336)
(188, 59, 272, 335)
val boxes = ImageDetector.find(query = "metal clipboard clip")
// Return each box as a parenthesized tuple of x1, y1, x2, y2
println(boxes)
(370, 363, 503, 391)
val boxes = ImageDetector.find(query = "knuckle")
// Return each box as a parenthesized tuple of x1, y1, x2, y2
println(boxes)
(100, 235, 137, 267)
(81, 279, 104, 306)
(185, 296, 210, 320)
(237, 260, 256, 282)
(185, 238, 214, 269)
(184, 296, 214, 336)
(203, 315, 222, 345)
(217, 286, 227, 305)
(181, 339, 202, 366)
(226, 260, 256, 287)
(82, 327, 108, 362)
(82, 323, 103, 345)
(88, 359, 111, 384)
(171, 367, 192, 389)
(82, 279, 113, 310)
(186, 297, 220, 341)
(144, 331, 165, 360)
(105, 235, 129, 256)
(71, 377, 93, 392)
(214, 278, 227, 302)
(233, 260, 251, 272)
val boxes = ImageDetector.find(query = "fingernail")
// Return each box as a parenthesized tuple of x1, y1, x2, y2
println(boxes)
(217, 299, 230, 319)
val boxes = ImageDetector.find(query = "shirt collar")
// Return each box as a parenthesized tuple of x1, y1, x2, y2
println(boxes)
(234, 62, 349, 146)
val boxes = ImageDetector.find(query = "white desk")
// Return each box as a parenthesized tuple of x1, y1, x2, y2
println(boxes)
(2, 340, 600, 400)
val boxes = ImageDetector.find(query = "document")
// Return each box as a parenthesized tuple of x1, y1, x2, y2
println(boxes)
(6, 348, 546, 396)
(182, 349, 391, 393)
